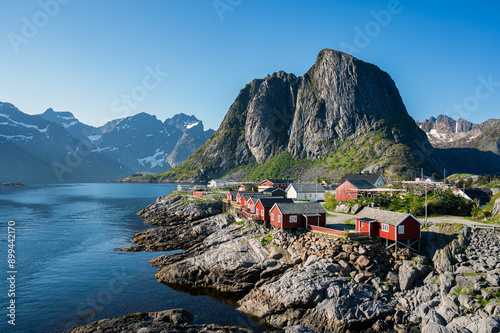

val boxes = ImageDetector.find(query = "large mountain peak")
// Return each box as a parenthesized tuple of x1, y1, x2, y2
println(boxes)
(161, 49, 441, 182)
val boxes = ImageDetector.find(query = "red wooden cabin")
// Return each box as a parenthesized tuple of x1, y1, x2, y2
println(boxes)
(269, 202, 326, 229)
(193, 189, 208, 197)
(227, 190, 239, 202)
(336, 179, 376, 201)
(355, 207, 422, 241)
(254, 197, 293, 221)
(258, 179, 293, 192)
(238, 183, 258, 192)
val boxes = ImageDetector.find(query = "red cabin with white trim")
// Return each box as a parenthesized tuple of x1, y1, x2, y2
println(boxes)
(355, 207, 422, 241)
(269, 202, 326, 229)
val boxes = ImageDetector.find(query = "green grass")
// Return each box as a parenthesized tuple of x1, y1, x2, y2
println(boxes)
(260, 234, 273, 246)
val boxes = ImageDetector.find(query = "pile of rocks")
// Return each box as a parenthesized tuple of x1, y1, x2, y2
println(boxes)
(393, 228, 500, 333)
(284, 231, 410, 285)
(238, 256, 398, 331)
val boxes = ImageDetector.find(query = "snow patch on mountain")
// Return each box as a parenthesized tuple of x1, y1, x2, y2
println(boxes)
(88, 135, 102, 142)
(57, 115, 75, 120)
(63, 121, 78, 128)
(0, 134, 33, 141)
(0, 113, 49, 133)
(92, 146, 118, 153)
(137, 149, 166, 169)
(186, 121, 200, 129)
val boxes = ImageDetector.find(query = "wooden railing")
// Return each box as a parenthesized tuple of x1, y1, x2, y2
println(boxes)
(307, 225, 369, 238)
(241, 209, 261, 220)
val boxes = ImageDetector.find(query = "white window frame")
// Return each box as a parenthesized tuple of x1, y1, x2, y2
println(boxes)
(381, 223, 389, 232)
(398, 225, 404, 234)
(271, 213, 274, 221)
(290, 215, 297, 223)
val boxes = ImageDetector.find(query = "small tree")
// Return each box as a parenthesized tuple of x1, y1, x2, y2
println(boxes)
(471, 198, 480, 219)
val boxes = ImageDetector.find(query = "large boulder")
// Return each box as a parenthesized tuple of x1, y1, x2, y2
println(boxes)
(492, 198, 500, 217)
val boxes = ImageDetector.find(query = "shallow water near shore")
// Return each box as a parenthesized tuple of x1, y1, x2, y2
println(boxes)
(0, 183, 263, 333)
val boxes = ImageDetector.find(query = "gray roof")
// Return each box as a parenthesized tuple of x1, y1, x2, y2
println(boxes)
(288, 183, 326, 193)
(343, 179, 376, 189)
(243, 193, 270, 201)
(261, 187, 286, 194)
(257, 197, 293, 208)
(275, 202, 327, 215)
(355, 207, 421, 226)
(340, 173, 384, 186)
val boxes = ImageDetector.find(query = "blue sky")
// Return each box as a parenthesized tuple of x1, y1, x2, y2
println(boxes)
(0, 0, 499, 130)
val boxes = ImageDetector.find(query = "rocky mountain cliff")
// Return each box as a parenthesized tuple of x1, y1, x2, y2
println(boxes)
(161, 49, 441, 182)
(0, 102, 213, 182)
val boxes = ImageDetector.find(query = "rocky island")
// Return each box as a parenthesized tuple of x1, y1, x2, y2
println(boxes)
(72, 192, 500, 333)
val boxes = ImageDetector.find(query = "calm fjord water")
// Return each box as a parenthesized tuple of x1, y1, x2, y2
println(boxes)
(0, 183, 261, 333)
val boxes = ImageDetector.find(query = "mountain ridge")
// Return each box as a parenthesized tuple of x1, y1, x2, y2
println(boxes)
(0, 102, 213, 182)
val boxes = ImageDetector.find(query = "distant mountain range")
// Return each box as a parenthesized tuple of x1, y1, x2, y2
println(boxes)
(417, 115, 500, 154)
(417, 115, 500, 175)
(0, 102, 213, 182)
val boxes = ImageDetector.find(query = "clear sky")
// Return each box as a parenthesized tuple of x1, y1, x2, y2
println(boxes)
(0, 0, 499, 130)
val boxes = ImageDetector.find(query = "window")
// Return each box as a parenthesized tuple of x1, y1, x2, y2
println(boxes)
(398, 225, 404, 234)
(271, 213, 274, 221)
(360, 221, 364, 228)
(290, 215, 297, 223)
(382, 223, 389, 232)
(278, 215, 281, 223)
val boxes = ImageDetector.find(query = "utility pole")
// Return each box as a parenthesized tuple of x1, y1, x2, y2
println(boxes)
(421, 168, 424, 180)
(425, 183, 428, 226)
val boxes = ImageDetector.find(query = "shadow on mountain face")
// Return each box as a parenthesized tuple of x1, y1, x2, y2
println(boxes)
(436, 148, 500, 175)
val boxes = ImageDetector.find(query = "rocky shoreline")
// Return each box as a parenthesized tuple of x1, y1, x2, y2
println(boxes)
(73, 194, 500, 333)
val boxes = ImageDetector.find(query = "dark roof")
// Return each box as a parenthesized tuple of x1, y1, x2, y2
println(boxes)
(288, 183, 326, 193)
(355, 207, 422, 226)
(239, 183, 258, 186)
(228, 190, 239, 198)
(358, 217, 377, 223)
(343, 179, 376, 190)
(275, 202, 327, 215)
(464, 189, 491, 206)
(235, 191, 257, 196)
(340, 173, 383, 186)
(243, 193, 270, 201)
(257, 197, 293, 208)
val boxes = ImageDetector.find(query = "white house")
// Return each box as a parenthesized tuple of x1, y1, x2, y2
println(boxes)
(286, 183, 325, 202)
(208, 179, 238, 189)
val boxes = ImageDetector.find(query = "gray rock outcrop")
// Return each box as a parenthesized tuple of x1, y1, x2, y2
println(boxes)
(70, 309, 245, 333)
(137, 195, 223, 226)
(492, 198, 500, 217)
